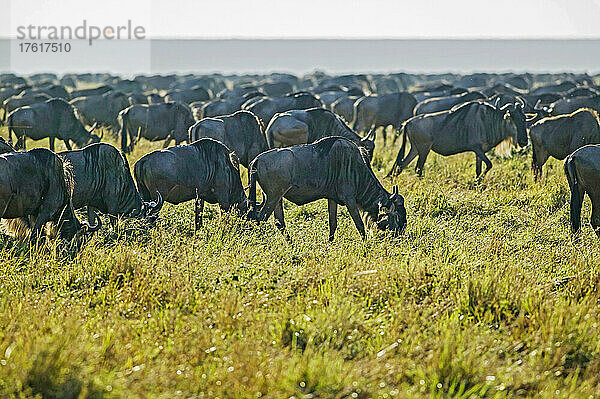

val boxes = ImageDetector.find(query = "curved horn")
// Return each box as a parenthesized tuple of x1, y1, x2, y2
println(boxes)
(80, 211, 102, 233)
(147, 191, 163, 216)
(363, 128, 376, 141)
(515, 96, 525, 109)
(533, 99, 542, 110)
(525, 112, 538, 122)
(98, 128, 104, 140)
(393, 185, 399, 195)
(88, 122, 98, 134)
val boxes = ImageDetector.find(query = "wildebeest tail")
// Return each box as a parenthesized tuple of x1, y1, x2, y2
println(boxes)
(531, 144, 542, 181)
(564, 156, 583, 234)
(133, 158, 152, 201)
(248, 158, 259, 219)
(118, 110, 129, 153)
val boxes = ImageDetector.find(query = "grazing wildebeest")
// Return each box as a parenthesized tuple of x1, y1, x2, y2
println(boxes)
(265, 108, 376, 161)
(352, 92, 417, 144)
(188, 110, 268, 174)
(530, 108, 600, 180)
(389, 101, 533, 177)
(201, 91, 265, 119)
(244, 92, 323, 125)
(0, 148, 101, 241)
(2, 93, 51, 124)
(248, 136, 407, 240)
(413, 91, 485, 115)
(564, 144, 600, 236)
(7, 98, 101, 151)
(546, 94, 600, 115)
(118, 102, 195, 153)
(60, 143, 163, 224)
(165, 86, 212, 104)
(70, 91, 130, 132)
(331, 95, 362, 123)
(134, 138, 248, 230)
(70, 85, 112, 99)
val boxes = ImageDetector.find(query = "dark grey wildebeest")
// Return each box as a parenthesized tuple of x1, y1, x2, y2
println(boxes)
(353, 92, 417, 144)
(7, 98, 101, 151)
(70, 91, 131, 132)
(389, 101, 532, 177)
(413, 91, 485, 115)
(0, 148, 101, 241)
(530, 108, 600, 180)
(134, 138, 248, 230)
(565, 144, 600, 235)
(546, 94, 600, 115)
(188, 110, 268, 175)
(265, 108, 376, 161)
(201, 91, 265, 119)
(60, 143, 163, 225)
(2, 93, 51, 124)
(248, 136, 407, 240)
(118, 102, 195, 153)
(244, 92, 323, 125)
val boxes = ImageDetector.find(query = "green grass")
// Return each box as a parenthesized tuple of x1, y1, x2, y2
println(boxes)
(1, 127, 600, 398)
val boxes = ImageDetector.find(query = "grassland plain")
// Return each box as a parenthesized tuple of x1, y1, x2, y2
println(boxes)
(0, 126, 599, 399)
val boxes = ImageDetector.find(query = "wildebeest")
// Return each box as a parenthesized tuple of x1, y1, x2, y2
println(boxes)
(118, 102, 195, 153)
(413, 91, 485, 115)
(165, 86, 212, 104)
(2, 93, 51, 124)
(546, 94, 600, 115)
(353, 92, 417, 144)
(201, 91, 265, 119)
(389, 101, 532, 177)
(188, 110, 267, 174)
(248, 136, 407, 240)
(70, 91, 130, 132)
(134, 138, 248, 230)
(265, 108, 376, 161)
(0, 148, 100, 241)
(564, 144, 600, 235)
(7, 98, 101, 151)
(244, 92, 323, 125)
(530, 108, 600, 180)
(60, 143, 163, 224)
(69, 85, 112, 99)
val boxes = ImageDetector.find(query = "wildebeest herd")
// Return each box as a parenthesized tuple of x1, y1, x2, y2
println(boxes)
(2, 70, 600, 249)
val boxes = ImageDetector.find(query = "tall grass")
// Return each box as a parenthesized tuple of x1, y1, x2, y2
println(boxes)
(0, 127, 599, 398)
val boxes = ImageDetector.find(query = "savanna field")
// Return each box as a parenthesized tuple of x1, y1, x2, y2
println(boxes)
(1, 126, 600, 398)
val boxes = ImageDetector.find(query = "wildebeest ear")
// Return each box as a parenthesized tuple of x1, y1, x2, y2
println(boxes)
(229, 152, 240, 170)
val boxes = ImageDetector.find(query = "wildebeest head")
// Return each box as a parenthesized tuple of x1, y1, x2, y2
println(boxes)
(360, 128, 376, 160)
(0, 136, 14, 154)
(129, 191, 164, 220)
(375, 186, 407, 236)
(502, 101, 531, 148)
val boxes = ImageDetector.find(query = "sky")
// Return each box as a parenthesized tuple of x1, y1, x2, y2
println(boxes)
(1, 0, 600, 39)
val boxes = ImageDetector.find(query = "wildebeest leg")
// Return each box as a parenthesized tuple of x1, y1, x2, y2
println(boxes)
(194, 191, 204, 231)
(328, 199, 338, 241)
(380, 126, 387, 146)
(476, 156, 482, 177)
(273, 199, 286, 233)
(49, 137, 55, 152)
(258, 188, 290, 223)
(63, 140, 72, 151)
(591, 194, 600, 237)
(415, 146, 431, 177)
(472, 147, 492, 177)
(346, 201, 366, 240)
(30, 208, 54, 242)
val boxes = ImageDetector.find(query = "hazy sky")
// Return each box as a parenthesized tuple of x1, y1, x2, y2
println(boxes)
(2, 0, 600, 39)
